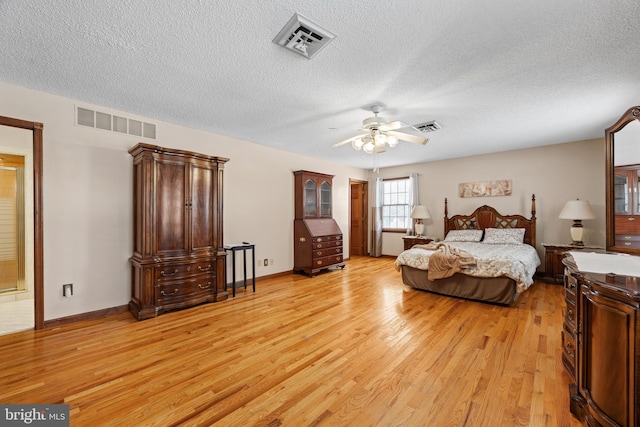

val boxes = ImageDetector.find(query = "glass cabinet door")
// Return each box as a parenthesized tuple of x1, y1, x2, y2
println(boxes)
(304, 179, 317, 217)
(320, 181, 331, 216)
(614, 171, 630, 214)
(634, 169, 640, 215)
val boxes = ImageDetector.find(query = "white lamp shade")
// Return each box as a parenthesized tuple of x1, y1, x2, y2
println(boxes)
(411, 205, 430, 219)
(558, 200, 596, 220)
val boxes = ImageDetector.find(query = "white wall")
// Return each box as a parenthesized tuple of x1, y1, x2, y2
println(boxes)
(374, 138, 606, 263)
(0, 80, 608, 320)
(0, 81, 367, 321)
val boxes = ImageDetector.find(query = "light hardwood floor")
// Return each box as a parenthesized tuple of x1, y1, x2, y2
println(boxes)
(0, 256, 582, 426)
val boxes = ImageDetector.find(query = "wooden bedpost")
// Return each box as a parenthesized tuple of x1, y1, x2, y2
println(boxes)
(444, 197, 448, 217)
(531, 194, 536, 219)
(530, 194, 537, 247)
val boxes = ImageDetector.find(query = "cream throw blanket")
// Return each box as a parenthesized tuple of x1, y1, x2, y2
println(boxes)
(413, 242, 476, 280)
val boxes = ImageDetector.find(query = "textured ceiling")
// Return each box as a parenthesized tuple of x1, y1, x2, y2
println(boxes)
(1, 0, 639, 169)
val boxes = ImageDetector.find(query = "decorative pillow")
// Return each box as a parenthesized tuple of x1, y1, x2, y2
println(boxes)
(482, 228, 525, 245)
(444, 229, 484, 242)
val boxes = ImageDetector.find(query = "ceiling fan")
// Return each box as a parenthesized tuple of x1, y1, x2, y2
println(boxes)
(332, 104, 429, 154)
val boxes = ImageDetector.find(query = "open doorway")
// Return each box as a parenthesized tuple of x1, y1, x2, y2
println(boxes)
(0, 116, 43, 334)
(349, 179, 369, 256)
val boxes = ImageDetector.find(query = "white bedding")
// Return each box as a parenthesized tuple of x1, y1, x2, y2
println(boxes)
(394, 242, 541, 293)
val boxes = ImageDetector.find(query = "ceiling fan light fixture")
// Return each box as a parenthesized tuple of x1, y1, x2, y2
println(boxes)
(352, 138, 364, 150)
(387, 135, 398, 147)
(362, 141, 375, 154)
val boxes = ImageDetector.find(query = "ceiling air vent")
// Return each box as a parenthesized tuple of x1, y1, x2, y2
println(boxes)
(273, 13, 336, 59)
(412, 120, 442, 133)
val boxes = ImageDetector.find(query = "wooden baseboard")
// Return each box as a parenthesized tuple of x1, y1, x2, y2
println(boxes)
(256, 270, 293, 282)
(42, 267, 348, 328)
(43, 304, 129, 329)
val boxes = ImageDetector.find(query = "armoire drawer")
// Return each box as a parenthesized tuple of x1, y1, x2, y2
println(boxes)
(155, 276, 215, 305)
(155, 260, 215, 283)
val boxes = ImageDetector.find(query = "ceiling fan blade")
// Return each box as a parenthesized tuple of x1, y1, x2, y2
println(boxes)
(386, 130, 429, 145)
(332, 133, 368, 147)
(379, 120, 410, 131)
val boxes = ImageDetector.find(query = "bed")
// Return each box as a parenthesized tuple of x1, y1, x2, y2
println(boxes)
(395, 195, 541, 305)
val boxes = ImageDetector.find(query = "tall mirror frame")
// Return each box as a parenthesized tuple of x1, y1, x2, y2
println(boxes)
(606, 105, 640, 253)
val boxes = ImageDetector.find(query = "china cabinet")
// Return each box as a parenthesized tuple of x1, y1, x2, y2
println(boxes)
(128, 143, 229, 320)
(606, 106, 640, 254)
(293, 170, 344, 276)
(614, 165, 640, 249)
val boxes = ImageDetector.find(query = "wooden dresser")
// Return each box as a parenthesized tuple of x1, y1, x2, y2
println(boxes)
(562, 253, 640, 427)
(293, 170, 344, 277)
(128, 144, 229, 320)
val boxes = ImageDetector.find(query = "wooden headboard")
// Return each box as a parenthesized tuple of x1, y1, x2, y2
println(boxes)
(444, 194, 537, 247)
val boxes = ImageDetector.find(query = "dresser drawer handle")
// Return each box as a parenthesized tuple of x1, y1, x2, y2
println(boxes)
(316, 260, 323, 265)
(335, 248, 340, 253)
(565, 341, 574, 357)
(198, 264, 212, 272)
(628, 217, 635, 221)
(317, 251, 322, 256)
(161, 288, 179, 296)
(625, 242, 632, 246)
(317, 238, 323, 242)
(317, 244, 323, 248)
(198, 282, 211, 289)
(568, 309, 573, 318)
(299, 237, 306, 243)
(625, 236, 631, 240)
(160, 269, 179, 276)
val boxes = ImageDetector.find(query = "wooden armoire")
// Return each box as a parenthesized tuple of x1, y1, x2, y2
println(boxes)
(293, 170, 344, 276)
(128, 143, 229, 320)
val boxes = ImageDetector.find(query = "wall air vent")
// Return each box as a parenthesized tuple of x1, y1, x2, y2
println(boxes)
(76, 106, 156, 139)
(412, 120, 442, 133)
(273, 13, 336, 59)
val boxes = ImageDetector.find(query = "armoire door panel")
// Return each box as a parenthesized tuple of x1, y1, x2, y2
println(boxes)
(155, 160, 188, 254)
(191, 164, 215, 251)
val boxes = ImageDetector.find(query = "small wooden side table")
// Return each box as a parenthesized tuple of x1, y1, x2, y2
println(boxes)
(403, 236, 433, 251)
(541, 243, 602, 284)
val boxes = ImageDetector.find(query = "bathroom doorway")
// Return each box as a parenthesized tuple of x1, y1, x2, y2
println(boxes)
(0, 116, 43, 334)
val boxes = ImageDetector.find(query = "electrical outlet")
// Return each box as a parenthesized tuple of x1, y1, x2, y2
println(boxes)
(63, 283, 73, 297)
(263, 259, 268, 267)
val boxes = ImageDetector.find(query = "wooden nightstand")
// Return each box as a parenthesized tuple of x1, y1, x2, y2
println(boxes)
(542, 244, 601, 284)
(403, 236, 433, 251)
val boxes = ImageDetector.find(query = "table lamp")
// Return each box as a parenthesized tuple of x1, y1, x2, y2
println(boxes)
(411, 205, 430, 237)
(558, 199, 596, 246)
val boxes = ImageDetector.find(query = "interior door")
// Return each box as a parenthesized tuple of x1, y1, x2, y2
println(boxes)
(0, 116, 42, 332)
(350, 180, 368, 256)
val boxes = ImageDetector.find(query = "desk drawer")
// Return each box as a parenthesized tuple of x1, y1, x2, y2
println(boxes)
(312, 240, 342, 250)
(313, 246, 343, 258)
(312, 254, 343, 268)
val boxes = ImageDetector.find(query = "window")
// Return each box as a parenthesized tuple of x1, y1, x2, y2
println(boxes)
(382, 177, 410, 231)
